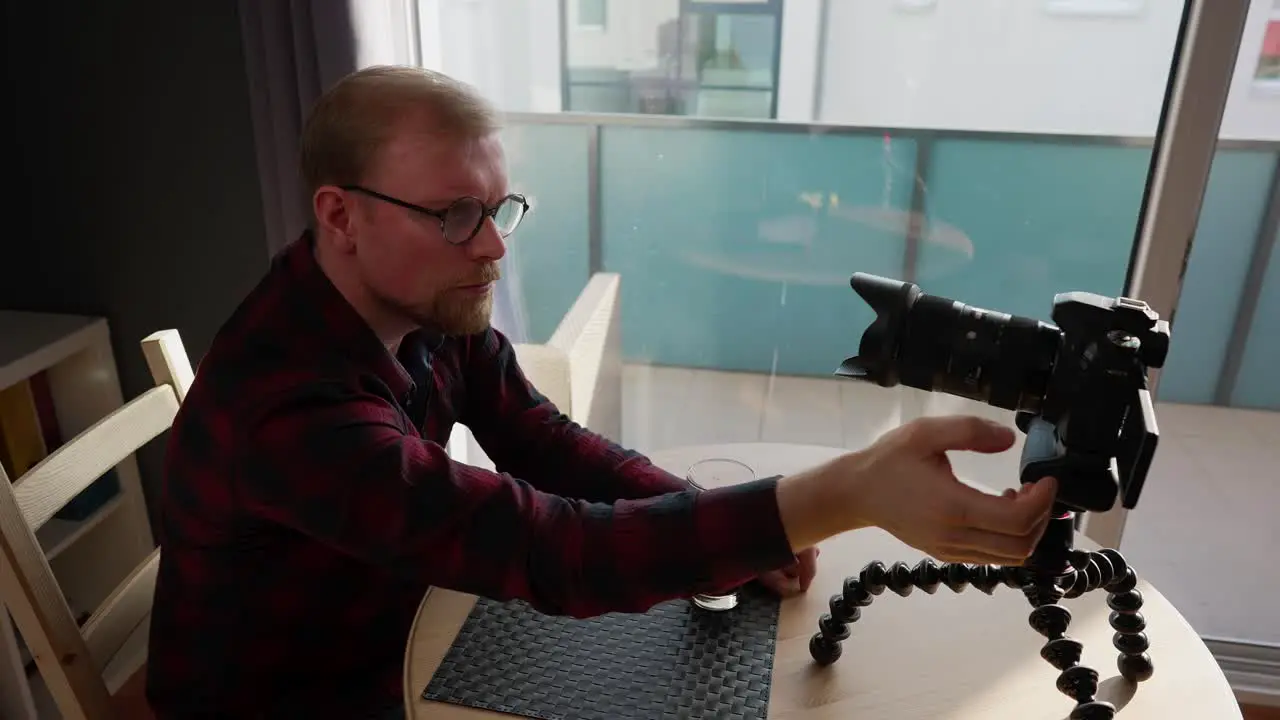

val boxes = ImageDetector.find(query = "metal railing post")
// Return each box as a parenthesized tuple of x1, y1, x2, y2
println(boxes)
(903, 134, 934, 284)
(587, 123, 603, 274)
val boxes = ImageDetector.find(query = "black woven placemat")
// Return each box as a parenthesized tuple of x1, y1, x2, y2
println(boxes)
(422, 582, 781, 719)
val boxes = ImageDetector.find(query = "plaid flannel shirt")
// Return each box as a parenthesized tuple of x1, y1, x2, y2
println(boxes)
(144, 232, 796, 718)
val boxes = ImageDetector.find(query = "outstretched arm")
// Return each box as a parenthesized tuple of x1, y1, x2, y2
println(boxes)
(237, 379, 798, 616)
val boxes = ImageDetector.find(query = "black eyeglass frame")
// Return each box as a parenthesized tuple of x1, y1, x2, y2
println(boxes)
(339, 184, 530, 245)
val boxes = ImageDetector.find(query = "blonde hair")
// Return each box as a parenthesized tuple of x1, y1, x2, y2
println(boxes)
(299, 65, 500, 195)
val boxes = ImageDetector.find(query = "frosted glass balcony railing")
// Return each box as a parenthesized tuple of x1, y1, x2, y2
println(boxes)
(497, 114, 1280, 411)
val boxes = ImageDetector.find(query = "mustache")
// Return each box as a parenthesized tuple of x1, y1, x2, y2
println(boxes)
(462, 263, 501, 286)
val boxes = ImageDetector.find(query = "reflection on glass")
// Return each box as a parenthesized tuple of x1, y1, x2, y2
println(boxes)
(562, 0, 780, 118)
(600, 126, 915, 376)
(423, 0, 1280, 460)
(494, 123, 593, 343)
(1156, 149, 1279, 406)
(1255, 6, 1280, 85)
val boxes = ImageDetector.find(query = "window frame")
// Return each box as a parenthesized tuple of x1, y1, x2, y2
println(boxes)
(1085, 0, 1254, 549)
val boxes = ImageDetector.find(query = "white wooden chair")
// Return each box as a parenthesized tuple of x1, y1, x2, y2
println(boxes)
(0, 330, 194, 719)
(514, 271, 623, 441)
(450, 272, 624, 468)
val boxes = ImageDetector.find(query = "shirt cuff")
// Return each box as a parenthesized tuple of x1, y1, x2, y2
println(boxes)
(691, 475, 797, 588)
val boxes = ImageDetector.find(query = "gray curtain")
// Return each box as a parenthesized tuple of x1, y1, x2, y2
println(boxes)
(238, 0, 359, 257)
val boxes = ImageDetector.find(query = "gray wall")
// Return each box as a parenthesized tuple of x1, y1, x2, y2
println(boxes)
(3, 1, 274, 511)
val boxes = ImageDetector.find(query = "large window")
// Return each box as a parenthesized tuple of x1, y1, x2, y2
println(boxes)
(409, 0, 1277, 630)
(561, 0, 782, 118)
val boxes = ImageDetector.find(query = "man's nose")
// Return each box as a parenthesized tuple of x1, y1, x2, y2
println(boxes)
(468, 217, 507, 262)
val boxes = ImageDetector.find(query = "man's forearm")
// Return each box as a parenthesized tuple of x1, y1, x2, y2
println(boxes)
(775, 454, 865, 552)
(524, 477, 796, 616)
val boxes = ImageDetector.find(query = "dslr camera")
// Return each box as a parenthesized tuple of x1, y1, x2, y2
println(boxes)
(837, 273, 1171, 516)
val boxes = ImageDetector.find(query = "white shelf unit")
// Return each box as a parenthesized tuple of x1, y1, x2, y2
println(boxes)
(0, 311, 155, 720)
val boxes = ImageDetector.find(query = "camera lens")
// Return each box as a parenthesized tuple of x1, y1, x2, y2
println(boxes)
(837, 273, 1062, 413)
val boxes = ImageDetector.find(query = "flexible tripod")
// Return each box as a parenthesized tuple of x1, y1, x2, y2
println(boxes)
(807, 506, 1153, 720)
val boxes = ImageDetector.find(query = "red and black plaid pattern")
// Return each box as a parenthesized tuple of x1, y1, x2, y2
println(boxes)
(144, 232, 796, 718)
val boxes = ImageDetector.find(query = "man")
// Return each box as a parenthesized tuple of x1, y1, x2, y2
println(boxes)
(146, 65, 1058, 718)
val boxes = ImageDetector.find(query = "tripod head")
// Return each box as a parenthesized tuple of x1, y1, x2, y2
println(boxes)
(836, 273, 1170, 518)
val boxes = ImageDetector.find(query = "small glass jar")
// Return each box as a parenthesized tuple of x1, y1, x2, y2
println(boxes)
(686, 458, 756, 612)
(685, 458, 755, 492)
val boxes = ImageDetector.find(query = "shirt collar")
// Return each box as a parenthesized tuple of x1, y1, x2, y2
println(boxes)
(280, 230, 418, 402)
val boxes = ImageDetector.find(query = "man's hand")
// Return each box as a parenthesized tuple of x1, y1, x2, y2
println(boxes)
(775, 414, 1059, 566)
(757, 547, 819, 597)
(846, 415, 1058, 565)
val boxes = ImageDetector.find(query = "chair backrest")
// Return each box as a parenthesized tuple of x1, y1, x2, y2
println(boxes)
(511, 343, 573, 413)
(0, 330, 191, 719)
(457, 273, 623, 472)
(545, 272, 622, 441)
(513, 272, 622, 441)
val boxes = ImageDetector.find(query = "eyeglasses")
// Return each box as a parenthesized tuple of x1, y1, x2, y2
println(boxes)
(340, 185, 529, 245)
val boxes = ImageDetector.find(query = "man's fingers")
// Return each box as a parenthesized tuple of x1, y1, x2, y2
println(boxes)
(939, 480, 1058, 564)
(797, 548, 818, 591)
(934, 547, 1031, 566)
(760, 570, 802, 597)
(908, 415, 1016, 455)
(941, 526, 1042, 565)
(951, 476, 1058, 535)
(1028, 497, 1054, 544)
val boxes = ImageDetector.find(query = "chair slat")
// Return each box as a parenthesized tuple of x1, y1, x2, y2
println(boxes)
(0, 467, 114, 719)
(0, 329, 192, 719)
(14, 385, 178, 531)
(82, 547, 160, 672)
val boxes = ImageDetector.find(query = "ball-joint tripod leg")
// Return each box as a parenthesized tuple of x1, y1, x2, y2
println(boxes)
(809, 513, 1154, 719)
(807, 558, 1030, 665)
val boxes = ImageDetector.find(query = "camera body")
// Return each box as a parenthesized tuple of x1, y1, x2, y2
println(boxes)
(837, 273, 1170, 515)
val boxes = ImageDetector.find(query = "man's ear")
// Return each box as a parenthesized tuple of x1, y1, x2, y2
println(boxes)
(313, 186, 357, 252)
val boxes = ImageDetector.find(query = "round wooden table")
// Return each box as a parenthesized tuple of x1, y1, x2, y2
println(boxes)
(405, 442, 1241, 719)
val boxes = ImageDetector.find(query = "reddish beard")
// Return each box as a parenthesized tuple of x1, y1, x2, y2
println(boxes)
(411, 262, 502, 335)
